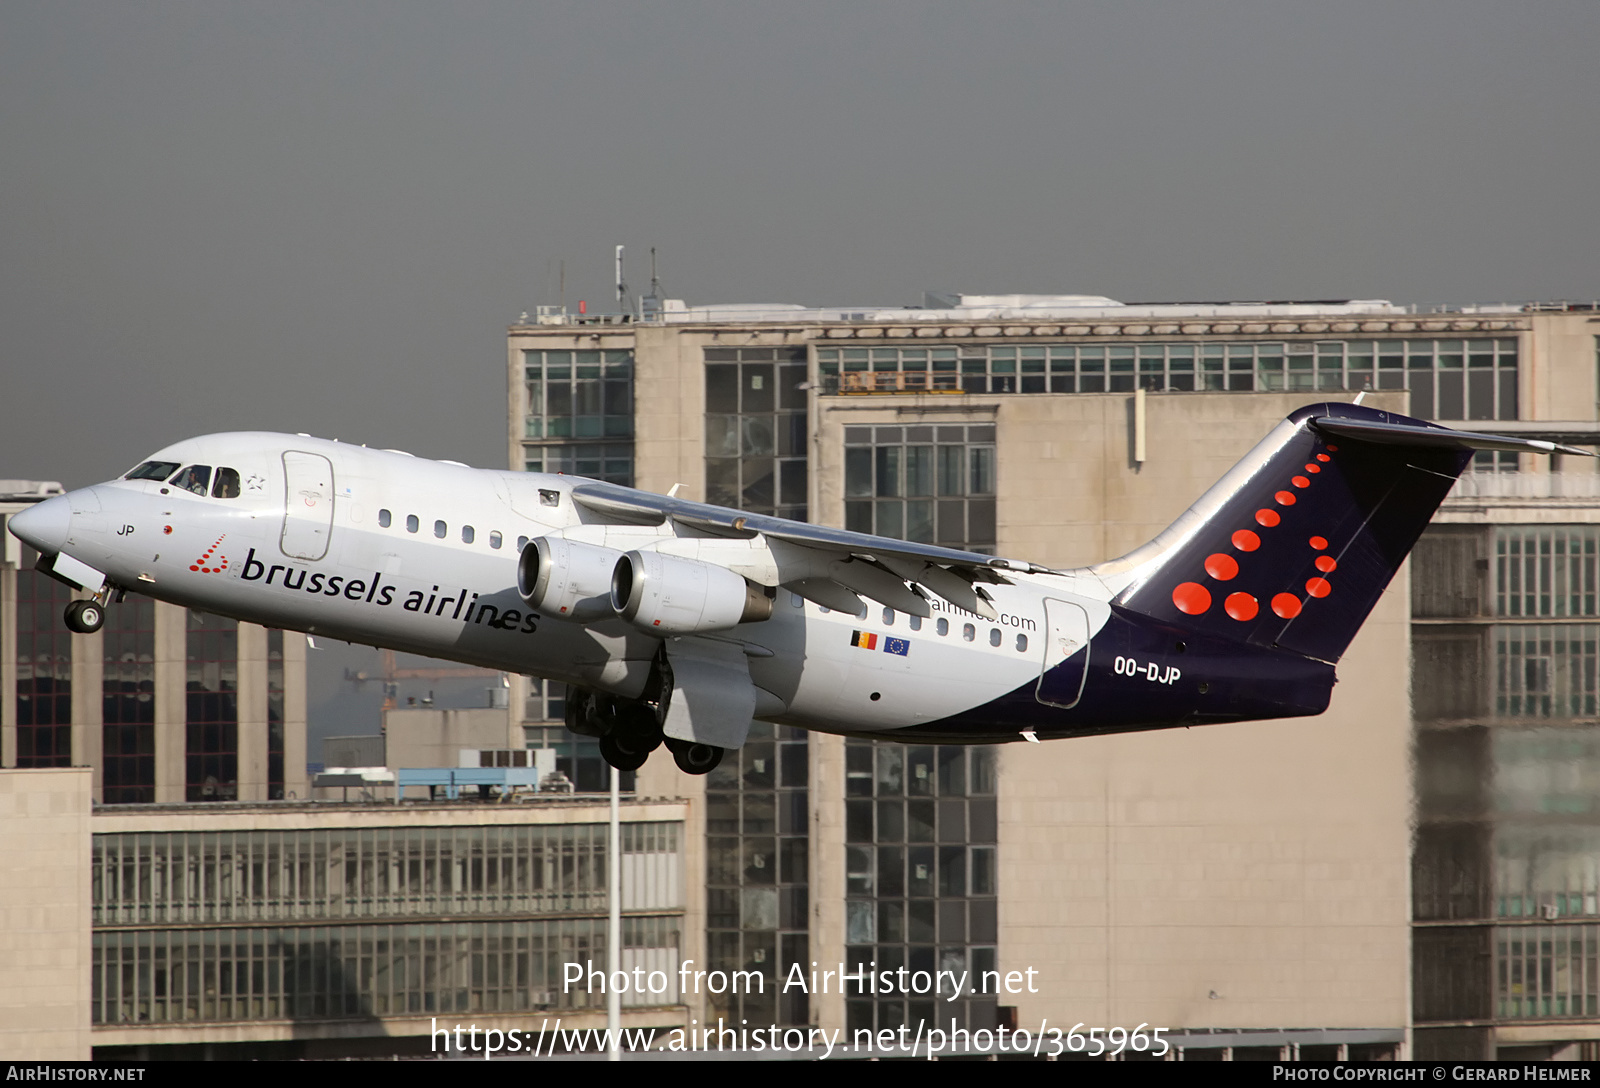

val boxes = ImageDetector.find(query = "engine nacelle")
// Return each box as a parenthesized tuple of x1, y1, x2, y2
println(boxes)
(611, 550, 774, 635)
(518, 537, 623, 622)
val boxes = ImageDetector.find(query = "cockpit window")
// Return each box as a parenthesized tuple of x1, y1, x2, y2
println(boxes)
(126, 461, 181, 482)
(170, 465, 212, 496)
(212, 467, 241, 499)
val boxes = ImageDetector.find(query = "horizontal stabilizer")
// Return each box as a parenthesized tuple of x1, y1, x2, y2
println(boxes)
(1313, 416, 1595, 457)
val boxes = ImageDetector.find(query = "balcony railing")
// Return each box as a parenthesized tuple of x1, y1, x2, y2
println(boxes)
(1449, 472, 1600, 501)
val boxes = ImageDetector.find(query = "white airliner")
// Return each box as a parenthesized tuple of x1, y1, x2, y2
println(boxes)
(8, 404, 1579, 774)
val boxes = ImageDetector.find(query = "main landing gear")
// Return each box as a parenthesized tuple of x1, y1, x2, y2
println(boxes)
(664, 737, 723, 775)
(566, 687, 727, 775)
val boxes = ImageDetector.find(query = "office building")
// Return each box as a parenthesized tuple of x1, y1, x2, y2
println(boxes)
(508, 292, 1600, 1059)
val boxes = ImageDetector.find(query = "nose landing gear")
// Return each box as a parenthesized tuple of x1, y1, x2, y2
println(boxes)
(64, 598, 105, 634)
(63, 583, 123, 634)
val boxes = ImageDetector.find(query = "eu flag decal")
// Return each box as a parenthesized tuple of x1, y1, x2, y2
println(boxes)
(883, 637, 910, 657)
(850, 631, 878, 650)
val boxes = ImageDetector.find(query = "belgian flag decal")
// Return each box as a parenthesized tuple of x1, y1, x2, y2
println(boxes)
(850, 631, 878, 650)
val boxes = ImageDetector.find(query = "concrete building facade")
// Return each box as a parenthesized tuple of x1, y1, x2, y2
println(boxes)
(508, 293, 1600, 1059)
(84, 797, 689, 1059)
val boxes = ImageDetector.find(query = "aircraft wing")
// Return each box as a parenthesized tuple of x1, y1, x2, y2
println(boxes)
(568, 480, 1053, 620)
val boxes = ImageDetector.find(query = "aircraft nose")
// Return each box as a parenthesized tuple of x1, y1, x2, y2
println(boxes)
(8, 494, 72, 555)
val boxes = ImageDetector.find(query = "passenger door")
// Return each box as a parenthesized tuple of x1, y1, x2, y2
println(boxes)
(1035, 598, 1090, 709)
(280, 451, 335, 561)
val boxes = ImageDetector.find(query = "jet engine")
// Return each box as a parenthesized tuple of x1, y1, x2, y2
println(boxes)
(518, 537, 623, 621)
(611, 550, 773, 635)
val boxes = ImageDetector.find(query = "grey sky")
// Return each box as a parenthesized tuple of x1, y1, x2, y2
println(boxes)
(5, 0, 1599, 487)
(4, 1, 1597, 742)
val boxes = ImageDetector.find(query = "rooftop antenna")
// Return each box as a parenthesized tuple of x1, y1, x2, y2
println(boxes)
(615, 245, 628, 314)
(642, 247, 662, 319)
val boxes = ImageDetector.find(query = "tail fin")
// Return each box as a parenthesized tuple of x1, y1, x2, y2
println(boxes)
(1105, 402, 1582, 664)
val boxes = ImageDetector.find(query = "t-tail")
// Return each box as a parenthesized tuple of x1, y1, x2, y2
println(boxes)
(1100, 402, 1589, 665)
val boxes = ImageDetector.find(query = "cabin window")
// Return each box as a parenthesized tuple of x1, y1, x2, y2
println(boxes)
(125, 460, 180, 482)
(936, 618, 949, 636)
(909, 615, 922, 631)
(1016, 633, 1029, 652)
(211, 468, 241, 499)
(989, 628, 1002, 647)
(461, 526, 475, 544)
(516, 535, 529, 552)
(378, 509, 392, 528)
(882, 607, 895, 625)
(489, 531, 502, 549)
(790, 592, 804, 608)
(963, 623, 976, 642)
(434, 520, 447, 539)
(406, 515, 419, 533)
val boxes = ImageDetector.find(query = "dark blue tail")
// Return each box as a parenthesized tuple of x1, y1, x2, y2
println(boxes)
(1111, 403, 1491, 664)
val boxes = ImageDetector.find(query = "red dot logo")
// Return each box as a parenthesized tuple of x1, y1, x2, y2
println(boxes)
(1256, 509, 1281, 527)
(1232, 529, 1261, 552)
(1317, 453, 1331, 463)
(1306, 577, 1332, 598)
(1292, 476, 1310, 488)
(1272, 593, 1302, 618)
(1310, 536, 1328, 549)
(1225, 593, 1259, 621)
(1304, 464, 1320, 474)
(1173, 582, 1212, 615)
(1315, 555, 1337, 573)
(1326, 445, 1339, 451)
(1205, 553, 1239, 581)
(1275, 491, 1297, 506)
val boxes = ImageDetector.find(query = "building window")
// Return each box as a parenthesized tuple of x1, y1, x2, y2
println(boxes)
(816, 338, 1520, 420)
(268, 630, 285, 800)
(523, 349, 635, 487)
(704, 722, 810, 1026)
(185, 611, 239, 801)
(16, 561, 72, 767)
(1497, 924, 1600, 1019)
(90, 823, 684, 1023)
(1496, 527, 1600, 619)
(844, 741, 998, 1034)
(102, 597, 155, 802)
(524, 443, 633, 486)
(844, 424, 996, 551)
(523, 350, 634, 440)
(705, 347, 808, 521)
